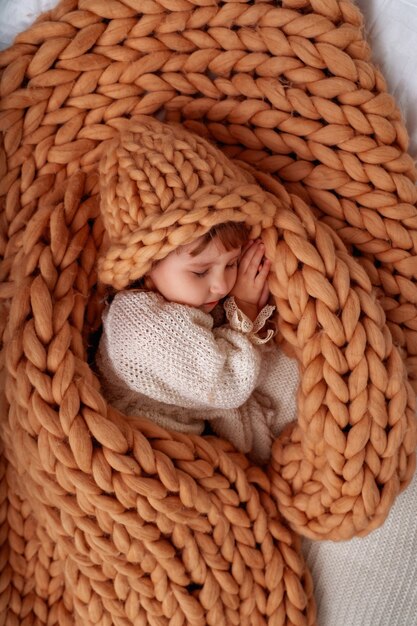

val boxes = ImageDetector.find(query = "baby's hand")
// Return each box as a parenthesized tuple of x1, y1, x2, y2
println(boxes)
(230, 240, 271, 320)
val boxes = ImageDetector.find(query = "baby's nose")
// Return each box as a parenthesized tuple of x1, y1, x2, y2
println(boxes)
(211, 274, 228, 295)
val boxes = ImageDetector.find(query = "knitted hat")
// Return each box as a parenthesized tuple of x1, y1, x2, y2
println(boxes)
(97, 115, 278, 289)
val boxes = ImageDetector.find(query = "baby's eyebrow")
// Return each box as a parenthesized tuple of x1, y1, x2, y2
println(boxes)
(187, 260, 213, 268)
(188, 253, 240, 268)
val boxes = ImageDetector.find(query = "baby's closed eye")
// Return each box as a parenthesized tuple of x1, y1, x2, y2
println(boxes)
(193, 269, 209, 277)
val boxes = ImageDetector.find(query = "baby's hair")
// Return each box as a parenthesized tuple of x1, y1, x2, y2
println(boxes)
(186, 221, 250, 257)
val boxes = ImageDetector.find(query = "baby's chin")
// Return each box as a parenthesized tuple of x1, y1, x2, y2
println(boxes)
(168, 297, 219, 312)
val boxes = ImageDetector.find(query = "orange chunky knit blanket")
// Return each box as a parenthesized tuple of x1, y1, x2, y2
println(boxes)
(0, 1, 416, 625)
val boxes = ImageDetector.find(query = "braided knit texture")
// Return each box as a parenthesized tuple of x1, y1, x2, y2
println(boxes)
(97, 116, 276, 289)
(0, 1, 416, 625)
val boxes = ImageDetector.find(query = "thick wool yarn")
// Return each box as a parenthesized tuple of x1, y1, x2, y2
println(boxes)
(97, 115, 276, 289)
(0, 1, 417, 625)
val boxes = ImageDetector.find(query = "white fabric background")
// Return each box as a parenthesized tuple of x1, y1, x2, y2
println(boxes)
(0, 1, 416, 625)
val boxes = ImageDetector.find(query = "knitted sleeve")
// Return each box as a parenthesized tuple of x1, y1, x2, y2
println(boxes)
(98, 291, 265, 410)
(223, 296, 276, 344)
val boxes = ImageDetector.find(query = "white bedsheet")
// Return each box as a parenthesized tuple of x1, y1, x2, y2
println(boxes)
(359, 0, 417, 156)
(0, 1, 416, 625)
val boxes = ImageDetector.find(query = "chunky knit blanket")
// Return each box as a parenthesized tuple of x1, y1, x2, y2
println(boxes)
(1, 1, 416, 624)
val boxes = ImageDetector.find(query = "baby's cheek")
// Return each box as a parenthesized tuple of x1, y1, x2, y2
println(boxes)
(191, 278, 208, 301)
(229, 270, 238, 292)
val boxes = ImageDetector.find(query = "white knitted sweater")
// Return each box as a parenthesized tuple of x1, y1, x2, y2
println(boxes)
(96, 290, 299, 464)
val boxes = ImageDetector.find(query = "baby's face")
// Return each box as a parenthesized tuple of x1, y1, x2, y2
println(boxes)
(149, 236, 242, 312)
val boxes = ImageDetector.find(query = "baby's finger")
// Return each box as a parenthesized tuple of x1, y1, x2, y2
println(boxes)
(239, 240, 254, 261)
(239, 240, 263, 272)
(247, 244, 266, 276)
(254, 258, 271, 289)
(258, 281, 270, 309)
(257, 257, 271, 277)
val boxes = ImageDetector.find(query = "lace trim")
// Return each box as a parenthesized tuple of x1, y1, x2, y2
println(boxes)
(224, 297, 276, 345)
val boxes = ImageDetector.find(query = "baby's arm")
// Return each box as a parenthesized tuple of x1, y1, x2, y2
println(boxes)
(98, 291, 266, 411)
(224, 239, 275, 344)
